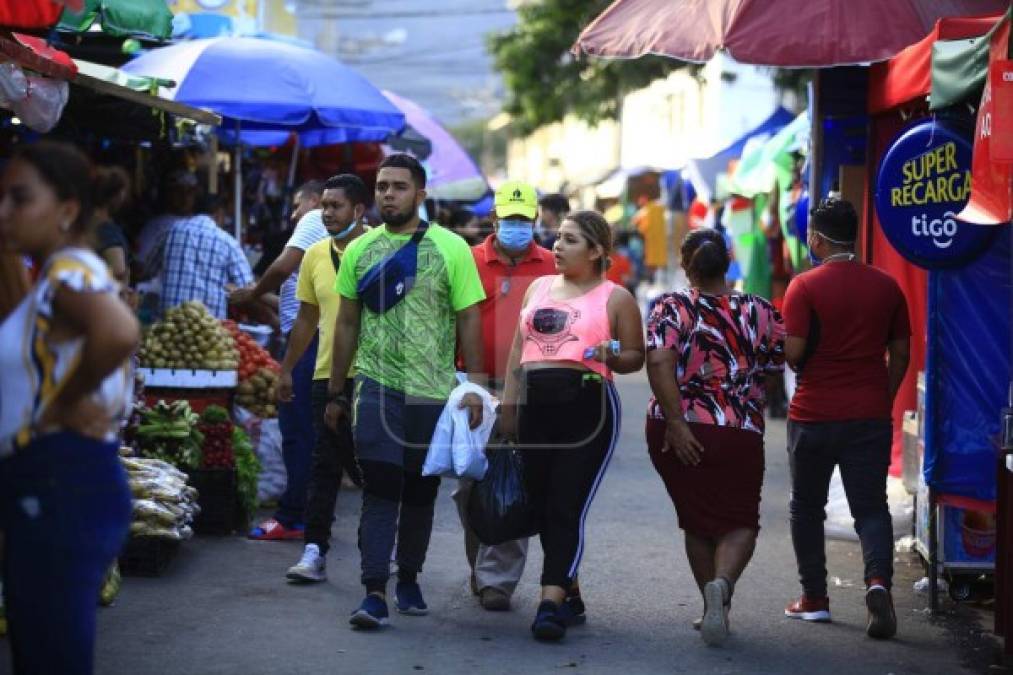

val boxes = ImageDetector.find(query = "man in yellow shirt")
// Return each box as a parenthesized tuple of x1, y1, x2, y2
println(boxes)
(278, 174, 369, 583)
(633, 195, 668, 279)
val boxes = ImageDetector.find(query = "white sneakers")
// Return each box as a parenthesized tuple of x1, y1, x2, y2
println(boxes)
(701, 578, 731, 647)
(286, 544, 327, 583)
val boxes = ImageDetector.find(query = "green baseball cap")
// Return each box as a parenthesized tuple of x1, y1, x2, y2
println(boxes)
(494, 181, 538, 220)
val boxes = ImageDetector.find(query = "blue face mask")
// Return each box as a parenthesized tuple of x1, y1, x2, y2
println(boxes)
(330, 221, 357, 240)
(497, 219, 534, 251)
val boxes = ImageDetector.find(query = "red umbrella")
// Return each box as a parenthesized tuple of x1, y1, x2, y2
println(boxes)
(574, 0, 1009, 67)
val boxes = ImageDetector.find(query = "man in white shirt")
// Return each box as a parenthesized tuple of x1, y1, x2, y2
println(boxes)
(231, 180, 328, 540)
(230, 180, 325, 330)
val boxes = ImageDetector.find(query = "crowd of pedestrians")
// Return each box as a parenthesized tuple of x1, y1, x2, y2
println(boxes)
(0, 142, 913, 673)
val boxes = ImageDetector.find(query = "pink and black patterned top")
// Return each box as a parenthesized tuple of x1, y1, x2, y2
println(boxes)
(646, 289, 786, 434)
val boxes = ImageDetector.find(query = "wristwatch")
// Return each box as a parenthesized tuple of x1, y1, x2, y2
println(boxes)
(583, 340, 622, 360)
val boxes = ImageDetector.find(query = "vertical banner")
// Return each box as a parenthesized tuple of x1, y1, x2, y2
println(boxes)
(958, 17, 1011, 225)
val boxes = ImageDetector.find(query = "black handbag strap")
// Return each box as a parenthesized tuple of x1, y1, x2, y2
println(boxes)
(332, 240, 348, 275)
(329, 241, 341, 275)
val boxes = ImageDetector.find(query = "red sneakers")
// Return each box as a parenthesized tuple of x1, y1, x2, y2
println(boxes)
(865, 579, 897, 639)
(784, 595, 831, 622)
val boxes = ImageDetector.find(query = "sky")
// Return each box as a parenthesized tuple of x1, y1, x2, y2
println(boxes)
(292, 0, 518, 128)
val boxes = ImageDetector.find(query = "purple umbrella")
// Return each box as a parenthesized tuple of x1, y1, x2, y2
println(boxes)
(383, 90, 487, 202)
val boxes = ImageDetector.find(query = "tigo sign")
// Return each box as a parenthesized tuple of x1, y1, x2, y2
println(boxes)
(875, 119, 995, 269)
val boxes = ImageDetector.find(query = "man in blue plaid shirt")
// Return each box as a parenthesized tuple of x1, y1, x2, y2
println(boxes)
(147, 171, 254, 319)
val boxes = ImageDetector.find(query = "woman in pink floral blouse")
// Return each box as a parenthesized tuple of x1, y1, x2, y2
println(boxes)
(645, 228, 785, 646)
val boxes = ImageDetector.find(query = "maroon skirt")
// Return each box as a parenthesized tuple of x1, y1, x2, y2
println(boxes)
(646, 418, 765, 538)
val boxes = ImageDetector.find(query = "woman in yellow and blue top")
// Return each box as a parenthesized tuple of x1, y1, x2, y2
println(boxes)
(0, 141, 139, 675)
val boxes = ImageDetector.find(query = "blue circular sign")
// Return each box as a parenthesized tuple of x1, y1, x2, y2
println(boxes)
(874, 119, 996, 269)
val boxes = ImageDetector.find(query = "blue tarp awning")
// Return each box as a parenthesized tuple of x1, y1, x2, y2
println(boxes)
(686, 106, 796, 203)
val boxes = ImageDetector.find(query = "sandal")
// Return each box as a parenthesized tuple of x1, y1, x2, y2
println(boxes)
(248, 518, 304, 541)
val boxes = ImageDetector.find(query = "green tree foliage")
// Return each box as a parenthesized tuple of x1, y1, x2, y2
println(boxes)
(488, 0, 691, 135)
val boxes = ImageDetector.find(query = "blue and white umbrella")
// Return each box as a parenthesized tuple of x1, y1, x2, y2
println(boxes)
(122, 36, 404, 140)
(123, 37, 405, 236)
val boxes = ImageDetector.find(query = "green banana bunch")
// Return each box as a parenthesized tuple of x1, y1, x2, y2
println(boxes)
(136, 400, 204, 470)
(137, 401, 201, 440)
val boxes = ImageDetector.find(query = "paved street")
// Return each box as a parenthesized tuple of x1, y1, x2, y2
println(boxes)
(9, 371, 994, 674)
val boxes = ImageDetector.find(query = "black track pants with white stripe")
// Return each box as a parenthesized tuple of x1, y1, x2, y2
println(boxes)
(518, 368, 621, 589)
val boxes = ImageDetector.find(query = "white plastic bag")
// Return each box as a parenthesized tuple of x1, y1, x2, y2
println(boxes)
(423, 381, 496, 480)
(452, 387, 496, 480)
(15, 77, 68, 133)
(422, 409, 454, 477)
(0, 62, 68, 132)
(234, 405, 285, 503)
(0, 62, 28, 107)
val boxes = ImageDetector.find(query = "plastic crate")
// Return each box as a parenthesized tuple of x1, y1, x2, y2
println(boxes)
(189, 468, 241, 535)
(143, 388, 233, 414)
(119, 536, 180, 577)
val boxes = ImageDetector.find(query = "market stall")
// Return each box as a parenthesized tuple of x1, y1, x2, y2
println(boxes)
(0, 5, 291, 581)
(132, 301, 278, 539)
(948, 13, 1013, 658)
(861, 12, 1011, 611)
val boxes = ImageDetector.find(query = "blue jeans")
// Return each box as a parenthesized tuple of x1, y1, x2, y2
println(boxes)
(0, 432, 132, 675)
(274, 333, 318, 527)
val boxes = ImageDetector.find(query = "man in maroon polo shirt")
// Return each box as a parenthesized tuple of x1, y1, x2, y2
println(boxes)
(781, 198, 911, 640)
(453, 181, 557, 612)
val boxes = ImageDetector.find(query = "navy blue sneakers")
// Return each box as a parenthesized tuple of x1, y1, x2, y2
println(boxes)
(558, 595, 587, 627)
(531, 600, 566, 641)
(349, 594, 389, 629)
(395, 581, 429, 616)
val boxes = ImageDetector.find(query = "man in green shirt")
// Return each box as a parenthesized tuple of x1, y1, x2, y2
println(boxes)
(327, 153, 486, 629)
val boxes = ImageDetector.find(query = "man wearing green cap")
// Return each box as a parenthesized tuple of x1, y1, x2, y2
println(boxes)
(453, 180, 557, 611)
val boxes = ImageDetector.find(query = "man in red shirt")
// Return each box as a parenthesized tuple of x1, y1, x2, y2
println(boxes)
(453, 180, 557, 612)
(781, 198, 910, 640)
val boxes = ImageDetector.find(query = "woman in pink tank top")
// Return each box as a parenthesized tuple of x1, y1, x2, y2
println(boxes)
(499, 210, 644, 641)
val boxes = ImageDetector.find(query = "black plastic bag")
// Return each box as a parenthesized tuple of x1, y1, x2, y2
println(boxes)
(467, 446, 539, 546)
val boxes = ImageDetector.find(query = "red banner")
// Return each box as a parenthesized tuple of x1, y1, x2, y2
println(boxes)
(959, 18, 1012, 225)
(992, 59, 1013, 161)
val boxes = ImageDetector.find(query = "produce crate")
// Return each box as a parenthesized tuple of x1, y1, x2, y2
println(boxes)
(119, 536, 180, 577)
(139, 368, 238, 389)
(189, 468, 243, 535)
(143, 387, 233, 414)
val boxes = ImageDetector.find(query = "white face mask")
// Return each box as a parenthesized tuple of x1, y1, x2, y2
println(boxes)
(330, 221, 357, 240)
